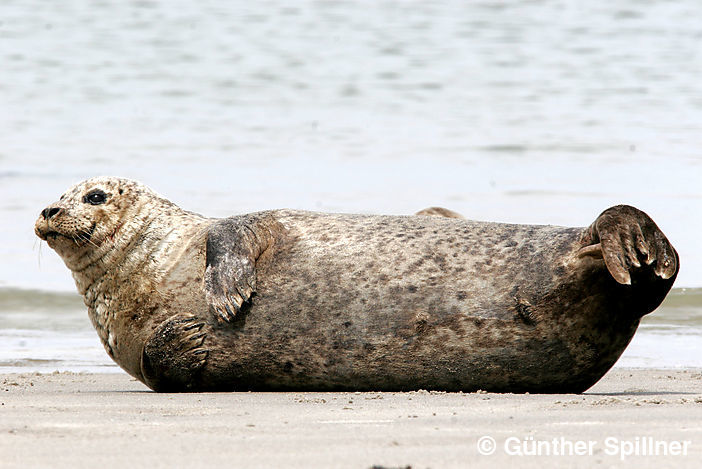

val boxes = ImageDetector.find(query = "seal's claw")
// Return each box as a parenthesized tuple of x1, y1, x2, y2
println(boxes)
(624, 235, 641, 269)
(576, 243, 603, 259)
(183, 320, 204, 331)
(601, 239, 631, 285)
(239, 282, 255, 301)
(654, 232, 678, 280)
(633, 224, 650, 265)
(209, 286, 255, 324)
(228, 291, 244, 309)
(211, 298, 239, 323)
(224, 303, 237, 319)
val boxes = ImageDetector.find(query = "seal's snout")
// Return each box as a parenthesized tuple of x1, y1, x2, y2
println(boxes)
(41, 206, 62, 220)
(35, 204, 64, 241)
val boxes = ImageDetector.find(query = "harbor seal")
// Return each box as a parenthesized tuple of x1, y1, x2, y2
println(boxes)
(415, 206, 465, 219)
(35, 177, 679, 393)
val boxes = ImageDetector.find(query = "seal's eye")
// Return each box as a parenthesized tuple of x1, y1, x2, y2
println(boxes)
(83, 190, 107, 206)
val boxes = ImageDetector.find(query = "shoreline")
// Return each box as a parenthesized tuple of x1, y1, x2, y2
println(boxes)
(1, 368, 701, 468)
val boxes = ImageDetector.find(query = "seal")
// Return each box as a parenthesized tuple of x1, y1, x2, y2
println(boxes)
(415, 206, 465, 219)
(35, 177, 679, 393)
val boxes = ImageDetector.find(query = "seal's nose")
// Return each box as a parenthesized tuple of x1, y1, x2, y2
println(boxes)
(41, 207, 62, 220)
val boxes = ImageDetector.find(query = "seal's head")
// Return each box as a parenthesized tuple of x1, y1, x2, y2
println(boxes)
(35, 177, 172, 272)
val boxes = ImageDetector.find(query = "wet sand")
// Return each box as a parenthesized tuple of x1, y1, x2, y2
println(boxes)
(1, 369, 701, 468)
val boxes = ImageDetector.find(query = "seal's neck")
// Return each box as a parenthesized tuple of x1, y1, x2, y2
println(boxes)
(69, 198, 210, 380)
(72, 202, 208, 301)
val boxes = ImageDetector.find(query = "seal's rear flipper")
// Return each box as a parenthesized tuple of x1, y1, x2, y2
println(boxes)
(578, 205, 679, 286)
(205, 215, 274, 323)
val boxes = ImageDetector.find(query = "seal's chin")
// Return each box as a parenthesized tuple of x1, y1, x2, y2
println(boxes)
(35, 227, 61, 241)
(43, 231, 61, 241)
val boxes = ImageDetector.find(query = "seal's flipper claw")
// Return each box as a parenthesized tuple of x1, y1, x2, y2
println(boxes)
(204, 215, 276, 324)
(210, 300, 232, 323)
(632, 224, 650, 265)
(653, 231, 678, 280)
(601, 238, 631, 285)
(642, 237, 657, 266)
(623, 234, 641, 268)
(224, 303, 236, 320)
(183, 321, 204, 332)
(576, 243, 603, 259)
(592, 227, 632, 285)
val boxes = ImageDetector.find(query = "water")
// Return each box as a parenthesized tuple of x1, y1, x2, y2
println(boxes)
(0, 288, 117, 372)
(0, 0, 700, 371)
(622, 288, 702, 368)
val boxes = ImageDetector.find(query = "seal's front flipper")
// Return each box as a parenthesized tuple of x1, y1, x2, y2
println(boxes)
(205, 215, 274, 323)
(578, 205, 678, 285)
(140, 313, 208, 392)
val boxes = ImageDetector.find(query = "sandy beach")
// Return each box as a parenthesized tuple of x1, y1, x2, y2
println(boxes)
(0, 369, 700, 469)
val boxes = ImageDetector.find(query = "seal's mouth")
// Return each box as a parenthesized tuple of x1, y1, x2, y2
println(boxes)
(44, 231, 61, 240)
(37, 223, 97, 246)
(35, 227, 62, 242)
